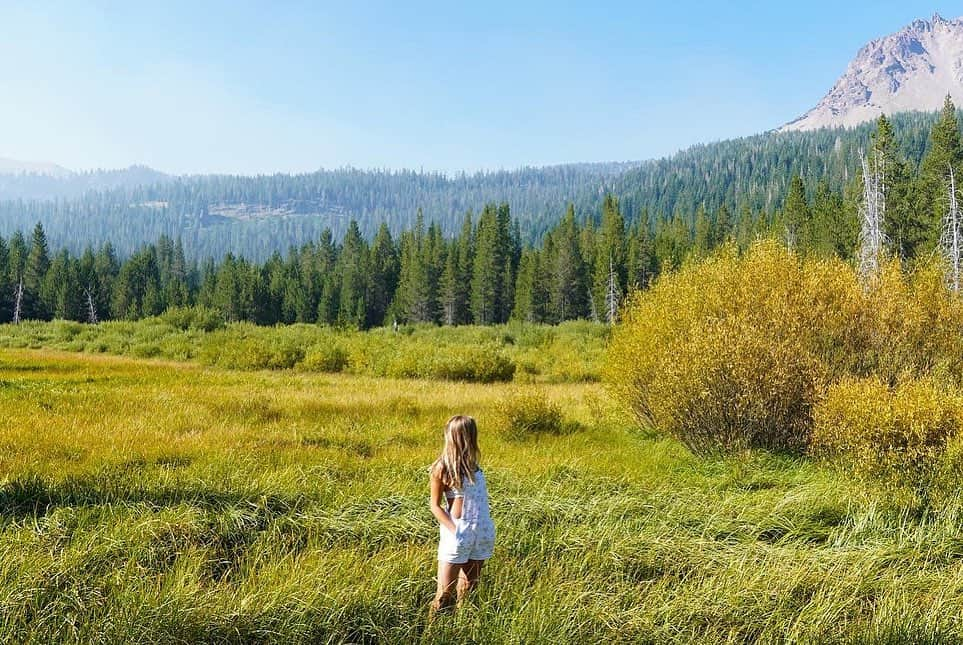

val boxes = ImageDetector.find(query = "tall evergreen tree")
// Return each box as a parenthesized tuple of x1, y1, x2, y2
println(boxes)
(337, 220, 368, 328)
(917, 95, 963, 253)
(23, 223, 51, 319)
(626, 216, 656, 290)
(591, 194, 627, 317)
(546, 205, 588, 323)
(470, 205, 501, 325)
(782, 175, 811, 251)
(367, 223, 398, 327)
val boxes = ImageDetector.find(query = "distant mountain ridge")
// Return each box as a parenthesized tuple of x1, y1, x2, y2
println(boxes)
(0, 157, 72, 178)
(0, 160, 169, 200)
(784, 13, 963, 131)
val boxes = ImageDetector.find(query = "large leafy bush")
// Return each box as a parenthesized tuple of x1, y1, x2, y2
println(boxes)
(605, 241, 963, 458)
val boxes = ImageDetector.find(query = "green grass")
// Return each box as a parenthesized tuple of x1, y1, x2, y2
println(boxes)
(0, 348, 961, 642)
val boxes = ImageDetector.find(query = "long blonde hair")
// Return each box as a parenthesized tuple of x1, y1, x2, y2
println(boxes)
(430, 415, 480, 490)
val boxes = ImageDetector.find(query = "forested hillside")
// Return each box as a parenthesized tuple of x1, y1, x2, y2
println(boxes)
(0, 110, 946, 262)
(4, 98, 962, 329)
(0, 163, 634, 261)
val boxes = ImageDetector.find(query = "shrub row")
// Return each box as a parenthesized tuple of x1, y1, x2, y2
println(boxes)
(0, 316, 604, 383)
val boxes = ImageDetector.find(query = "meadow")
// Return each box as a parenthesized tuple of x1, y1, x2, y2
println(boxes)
(1, 341, 963, 643)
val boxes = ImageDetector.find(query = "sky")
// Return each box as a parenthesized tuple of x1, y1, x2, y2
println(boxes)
(0, 1, 959, 175)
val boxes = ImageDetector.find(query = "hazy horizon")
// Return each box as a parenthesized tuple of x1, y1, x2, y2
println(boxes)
(1, 1, 957, 175)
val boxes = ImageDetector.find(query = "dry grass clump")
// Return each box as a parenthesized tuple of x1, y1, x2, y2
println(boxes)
(494, 388, 566, 439)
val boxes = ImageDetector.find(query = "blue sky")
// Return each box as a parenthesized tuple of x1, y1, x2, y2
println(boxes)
(0, 1, 958, 174)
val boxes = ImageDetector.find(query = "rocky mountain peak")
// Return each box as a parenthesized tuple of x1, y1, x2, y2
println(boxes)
(782, 14, 963, 131)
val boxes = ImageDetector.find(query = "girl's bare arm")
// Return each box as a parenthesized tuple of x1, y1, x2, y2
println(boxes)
(429, 473, 457, 532)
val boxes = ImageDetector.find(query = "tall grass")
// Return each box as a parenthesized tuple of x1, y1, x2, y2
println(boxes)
(0, 349, 961, 641)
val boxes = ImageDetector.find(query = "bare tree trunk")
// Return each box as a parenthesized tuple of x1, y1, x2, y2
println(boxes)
(606, 255, 620, 325)
(85, 287, 99, 324)
(857, 149, 887, 286)
(12, 278, 23, 324)
(942, 164, 962, 292)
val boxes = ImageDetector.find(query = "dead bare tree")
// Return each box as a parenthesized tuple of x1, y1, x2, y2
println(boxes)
(12, 278, 23, 324)
(939, 164, 963, 293)
(605, 255, 621, 325)
(857, 149, 887, 285)
(84, 287, 99, 324)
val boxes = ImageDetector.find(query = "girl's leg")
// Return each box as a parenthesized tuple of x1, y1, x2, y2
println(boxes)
(456, 559, 484, 604)
(431, 561, 462, 615)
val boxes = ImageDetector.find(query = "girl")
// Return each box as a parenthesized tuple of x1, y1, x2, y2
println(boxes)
(428, 415, 496, 613)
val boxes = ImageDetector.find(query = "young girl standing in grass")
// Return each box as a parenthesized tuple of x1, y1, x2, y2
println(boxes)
(428, 415, 496, 613)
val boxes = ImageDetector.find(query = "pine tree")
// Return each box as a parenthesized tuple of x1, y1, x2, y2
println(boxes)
(918, 96, 963, 254)
(367, 223, 398, 327)
(42, 250, 81, 320)
(653, 211, 690, 272)
(438, 239, 461, 325)
(93, 242, 119, 318)
(715, 204, 733, 245)
(392, 210, 433, 323)
(315, 230, 339, 325)
(865, 115, 917, 261)
(782, 175, 810, 251)
(336, 220, 368, 328)
(454, 211, 474, 324)
(512, 247, 547, 322)
(626, 216, 656, 290)
(809, 180, 855, 259)
(692, 204, 713, 258)
(591, 194, 627, 317)
(470, 205, 501, 325)
(546, 205, 588, 322)
(0, 236, 11, 322)
(24, 223, 50, 319)
(495, 203, 515, 323)
(423, 222, 446, 323)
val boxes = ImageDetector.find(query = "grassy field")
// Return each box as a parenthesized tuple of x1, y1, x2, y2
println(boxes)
(1, 348, 963, 642)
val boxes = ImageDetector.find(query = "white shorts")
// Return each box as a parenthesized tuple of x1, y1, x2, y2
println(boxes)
(438, 519, 495, 564)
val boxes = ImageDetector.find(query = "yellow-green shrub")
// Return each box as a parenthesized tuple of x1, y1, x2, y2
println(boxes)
(159, 306, 225, 332)
(199, 329, 305, 370)
(300, 342, 348, 372)
(495, 389, 565, 439)
(812, 377, 963, 502)
(606, 240, 963, 457)
(605, 242, 849, 455)
(382, 342, 515, 383)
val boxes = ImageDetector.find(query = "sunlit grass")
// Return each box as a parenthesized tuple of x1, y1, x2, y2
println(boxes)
(0, 349, 960, 642)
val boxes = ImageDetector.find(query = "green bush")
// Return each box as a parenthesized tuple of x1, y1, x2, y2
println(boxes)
(199, 329, 305, 370)
(382, 342, 515, 383)
(812, 377, 963, 504)
(160, 306, 226, 332)
(495, 389, 566, 439)
(0, 319, 603, 382)
(301, 342, 348, 373)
